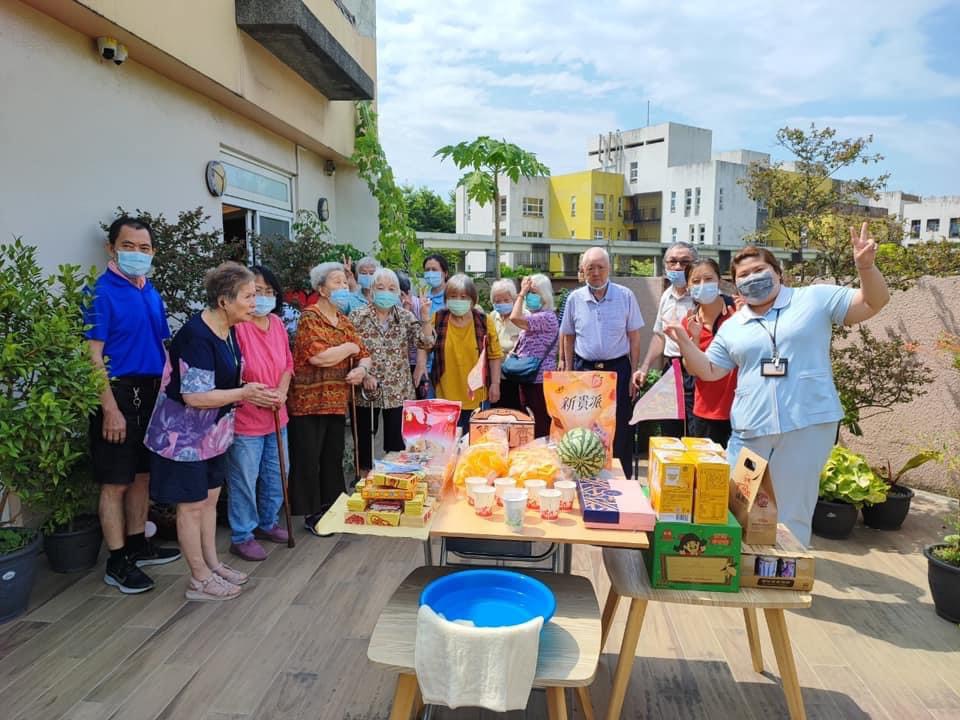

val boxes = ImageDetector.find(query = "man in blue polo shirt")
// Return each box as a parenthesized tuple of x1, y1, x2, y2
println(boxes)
(559, 246, 645, 478)
(85, 217, 181, 594)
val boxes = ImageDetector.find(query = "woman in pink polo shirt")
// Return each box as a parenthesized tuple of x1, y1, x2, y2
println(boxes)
(224, 266, 294, 561)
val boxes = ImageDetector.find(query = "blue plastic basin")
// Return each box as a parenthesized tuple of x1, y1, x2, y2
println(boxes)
(419, 569, 556, 627)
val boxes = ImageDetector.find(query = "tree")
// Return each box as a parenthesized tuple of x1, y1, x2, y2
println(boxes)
(402, 185, 455, 233)
(435, 137, 549, 279)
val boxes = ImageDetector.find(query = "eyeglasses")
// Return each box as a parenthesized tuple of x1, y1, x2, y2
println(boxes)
(665, 258, 693, 268)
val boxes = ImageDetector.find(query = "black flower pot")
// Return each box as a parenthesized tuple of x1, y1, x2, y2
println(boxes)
(812, 498, 859, 540)
(0, 528, 42, 623)
(43, 514, 103, 573)
(925, 544, 960, 624)
(862, 485, 914, 531)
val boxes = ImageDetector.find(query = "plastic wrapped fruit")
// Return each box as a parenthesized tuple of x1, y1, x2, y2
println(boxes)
(508, 440, 562, 488)
(453, 441, 509, 486)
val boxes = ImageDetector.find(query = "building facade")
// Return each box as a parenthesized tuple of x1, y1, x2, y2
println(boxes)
(0, 0, 378, 274)
(871, 192, 960, 244)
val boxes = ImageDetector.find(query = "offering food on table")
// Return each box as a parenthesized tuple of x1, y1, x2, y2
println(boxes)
(452, 440, 509, 486)
(507, 441, 561, 487)
(469, 408, 535, 448)
(557, 427, 606, 478)
(544, 370, 617, 467)
(346, 493, 366, 512)
(401, 399, 461, 456)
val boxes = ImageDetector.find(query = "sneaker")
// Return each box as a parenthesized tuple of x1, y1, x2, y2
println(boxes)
(129, 539, 182, 567)
(104, 557, 155, 594)
(212, 562, 249, 586)
(185, 573, 241, 602)
(230, 538, 267, 562)
(304, 514, 332, 538)
(254, 525, 289, 544)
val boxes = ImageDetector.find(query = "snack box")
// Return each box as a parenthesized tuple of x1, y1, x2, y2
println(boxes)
(399, 497, 437, 528)
(648, 449, 696, 522)
(361, 484, 417, 501)
(648, 436, 685, 455)
(344, 510, 367, 525)
(692, 452, 731, 525)
(642, 512, 742, 593)
(578, 475, 656, 531)
(369, 470, 424, 490)
(681, 437, 725, 453)
(367, 509, 401, 527)
(403, 494, 426, 516)
(740, 523, 815, 591)
(346, 493, 366, 512)
(469, 408, 535, 448)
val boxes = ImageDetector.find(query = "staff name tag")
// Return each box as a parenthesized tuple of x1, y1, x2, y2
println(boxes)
(760, 357, 788, 377)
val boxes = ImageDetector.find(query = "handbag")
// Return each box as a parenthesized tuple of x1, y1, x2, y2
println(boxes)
(501, 331, 558, 384)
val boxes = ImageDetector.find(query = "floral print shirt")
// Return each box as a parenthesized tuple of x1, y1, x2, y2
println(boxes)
(351, 303, 435, 409)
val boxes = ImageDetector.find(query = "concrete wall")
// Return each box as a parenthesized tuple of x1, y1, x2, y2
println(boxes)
(842, 276, 960, 496)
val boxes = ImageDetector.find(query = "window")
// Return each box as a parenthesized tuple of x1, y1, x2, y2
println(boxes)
(694, 187, 702, 215)
(522, 197, 544, 217)
(629, 162, 638, 184)
(698, 224, 706, 244)
(684, 189, 692, 217)
(571, 230, 576, 238)
(670, 191, 677, 213)
(570, 195, 577, 217)
(910, 219, 921, 238)
(594, 228, 605, 241)
(499, 229, 506, 237)
(522, 231, 543, 238)
(466, 204, 471, 221)
(671, 227, 677, 242)
(949, 217, 960, 238)
(617, 197, 623, 217)
(688, 224, 695, 242)
(717, 225, 722, 244)
(638, 207, 645, 220)
(926, 218, 940, 233)
(718, 187, 724, 211)
(594, 194, 606, 220)
(499, 196, 507, 219)
(616, 230, 622, 240)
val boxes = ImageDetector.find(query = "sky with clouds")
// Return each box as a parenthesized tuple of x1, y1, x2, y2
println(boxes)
(374, 0, 960, 198)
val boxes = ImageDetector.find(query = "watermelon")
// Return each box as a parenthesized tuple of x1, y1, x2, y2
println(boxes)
(557, 428, 605, 478)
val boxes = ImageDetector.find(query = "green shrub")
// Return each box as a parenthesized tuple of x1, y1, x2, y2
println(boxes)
(819, 445, 889, 508)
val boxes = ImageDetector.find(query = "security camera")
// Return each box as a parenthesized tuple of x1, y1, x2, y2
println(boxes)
(113, 43, 128, 65)
(97, 36, 118, 61)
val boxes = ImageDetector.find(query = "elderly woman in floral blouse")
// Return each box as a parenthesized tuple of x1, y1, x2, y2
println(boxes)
(351, 268, 435, 473)
(288, 261, 371, 536)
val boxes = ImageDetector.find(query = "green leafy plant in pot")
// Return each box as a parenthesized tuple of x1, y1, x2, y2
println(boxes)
(0, 519, 42, 623)
(0, 240, 105, 575)
(814, 445, 888, 540)
(921, 438, 960, 623)
(861, 450, 942, 531)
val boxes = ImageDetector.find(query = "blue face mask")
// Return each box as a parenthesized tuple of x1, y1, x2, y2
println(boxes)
(447, 299, 472, 317)
(666, 269, 687, 288)
(116, 250, 153, 277)
(330, 288, 353, 311)
(253, 295, 277, 316)
(494, 302, 514, 316)
(373, 290, 399, 310)
(358, 273, 373, 290)
(524, 293, 542, 311)
(736, 269, 777, 304)
(423, 270, 443, 289)
(690, 282, 719, 304)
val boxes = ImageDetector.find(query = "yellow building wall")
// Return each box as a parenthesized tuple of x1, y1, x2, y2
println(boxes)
(547, 170, 625, 274)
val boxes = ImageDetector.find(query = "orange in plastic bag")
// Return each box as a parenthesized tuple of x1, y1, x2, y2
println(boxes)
(543, 371, 617, 468)
(508, 439, 562, 487)
(452, 440, 509, 486)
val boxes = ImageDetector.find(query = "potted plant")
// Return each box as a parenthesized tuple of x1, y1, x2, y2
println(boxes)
(0, 490, 42, 623)
(0, 240, 105, 574)
(861, 450, 942, 530)
(814, 445, 888, 539)
(922, 439, 959, 623)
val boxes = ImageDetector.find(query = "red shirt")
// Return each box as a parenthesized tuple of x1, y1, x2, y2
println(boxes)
(682, 308, 738, 420)
(234, 314, 294, 435)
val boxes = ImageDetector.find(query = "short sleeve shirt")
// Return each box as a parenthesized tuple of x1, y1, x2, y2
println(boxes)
(234, 314, 294, 436)
(705, 284, 856, 438)
(652, 286, 696, 358)
(434, 314, 503, 410)
(144, 314, 243, 461)
(559, 283, 644, 361)
(682, 304, 738, 420)
(514, 310, 559, 384)
(84, 270, 170, 377)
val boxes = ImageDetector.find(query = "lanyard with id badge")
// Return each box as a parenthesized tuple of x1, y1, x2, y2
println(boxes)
(755, 309, 787, 377)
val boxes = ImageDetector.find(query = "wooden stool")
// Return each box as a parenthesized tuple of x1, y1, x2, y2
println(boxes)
(368, 566, 601, 720)
(600, 547, 812, 720)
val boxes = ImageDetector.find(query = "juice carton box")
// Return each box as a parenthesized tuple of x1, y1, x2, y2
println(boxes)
(693, 452, 731, 525)
(649, 449, 695, 522)
(681, 437, 725, 453)
(643, 512, 742, 592)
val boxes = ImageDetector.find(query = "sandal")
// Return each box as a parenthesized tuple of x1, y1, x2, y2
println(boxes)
(185, 573, 241, 602)
(213, 562, 249, 586)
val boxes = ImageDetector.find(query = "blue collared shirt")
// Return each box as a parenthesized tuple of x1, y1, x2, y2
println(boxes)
(559, 283, 645, 361)
(429, 288, 446, 317)
(344, 290, 369, 314)
(706, 284, 856, 438)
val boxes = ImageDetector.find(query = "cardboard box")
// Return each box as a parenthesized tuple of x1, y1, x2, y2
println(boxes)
(729, 448, 779, 546)
(643, 512, 742, 592)
(399, 497, 437, 528)
(344, 510, 367, 525)
(741, 524, 815, 591)
(693, 452, 731, 525)
(469, 408, 535, 448)
(361, 484, 417, 501)
(649, 449, 695, 522)
(649, 436, 686, 455)
(578, 474, 656, 531)
(367, 509, 401, 527)
(681, 437, 724, 453)
(346, 493, 366, 512)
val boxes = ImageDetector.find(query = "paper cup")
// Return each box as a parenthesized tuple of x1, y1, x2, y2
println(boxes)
(503, 489, 528, 531)
(464, 476, 489, 506)
(473, 486, 496, 517)
(539, 489, 562, 520)
(524, 479, 547, 509)
(493, 477, 516, 507)
(555, 480, 577, 511)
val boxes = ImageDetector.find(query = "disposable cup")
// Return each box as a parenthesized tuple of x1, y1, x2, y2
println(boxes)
(503, 489, 528, 531)
(524, 480, 547, 509)
(464, 476, 489, 506)
(493, 477, 516, 507)
(539, 489, 561, 520)
(473, 486, 496, 517)
(555, 480, 577, 511)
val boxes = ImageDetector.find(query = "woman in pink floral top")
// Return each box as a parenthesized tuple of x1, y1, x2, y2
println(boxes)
(146, 263, 279, 602)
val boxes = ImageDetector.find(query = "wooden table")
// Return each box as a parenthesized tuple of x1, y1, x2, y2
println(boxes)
(600, 546, 813, 720)
(367, 566, 602, 720)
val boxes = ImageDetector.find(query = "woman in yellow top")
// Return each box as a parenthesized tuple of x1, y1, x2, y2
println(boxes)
(420, 274, 503, 432)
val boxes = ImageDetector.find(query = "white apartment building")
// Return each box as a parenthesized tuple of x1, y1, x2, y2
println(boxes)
(588, 123, 769, 247)
(871, 192, 960, 245)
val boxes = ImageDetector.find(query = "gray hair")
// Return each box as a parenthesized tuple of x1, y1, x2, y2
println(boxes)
(310, 261, 346, 291)
(582, 246, 610, 267)
(444, 273, 478, 305)
(356, 256, 380, 273)
(371, 267, 399, 288)
(528, 273, 555, 310)
(664, 241, 699, 261)
(490, 278, 517, 301)
(204, 262, 254, 308)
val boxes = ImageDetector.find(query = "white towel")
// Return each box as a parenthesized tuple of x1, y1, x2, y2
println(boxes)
(414, 604, 542, 712)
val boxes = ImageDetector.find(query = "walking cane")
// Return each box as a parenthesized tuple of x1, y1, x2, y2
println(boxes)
(349, 359, 362, 487)
(272, 408, 295, 549)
